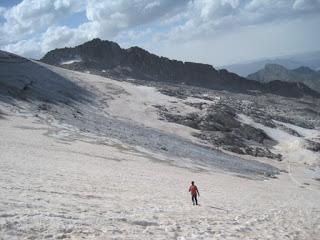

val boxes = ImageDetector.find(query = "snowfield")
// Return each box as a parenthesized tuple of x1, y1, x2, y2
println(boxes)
(1, 111, 320, 240)
(0, 52, 320, 239)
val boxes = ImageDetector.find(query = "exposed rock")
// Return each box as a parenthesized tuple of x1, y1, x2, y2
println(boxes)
(149, 81, 320, 161)
(233, 125, 273, 144)
(160, 146, 168, 151)
(276, 124, 302, 137)
(159, 100, 281, 160)
(305, 140, 320, 152)
(158, 89, 187, 99)
(41, 39, 320, 98)
(38, 103, 51, 111)
(244, 147, 282, 161)
(184, 102, 208, 110)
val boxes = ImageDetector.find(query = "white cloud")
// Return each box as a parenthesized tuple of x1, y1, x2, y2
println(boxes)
(145, 1, 161, 10)
(150, 15, 320, 66)
(1, 0, 84, 42)
(85, 0, 185, 38)
(0, 0, 319, 64)
(13, 0, 186, 57)
(3, 38, 40, 58)
(2, 22, 95, 59)
(41, 23, 96, 53)
(156, 0, 320, 43)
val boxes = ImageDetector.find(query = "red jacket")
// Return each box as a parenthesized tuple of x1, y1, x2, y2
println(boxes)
(189, 185, 198, 196)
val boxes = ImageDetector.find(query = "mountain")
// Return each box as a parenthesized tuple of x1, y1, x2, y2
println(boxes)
(223, 50, 320, 77)
(247, 64, 320, 93)
(40, 38, 319, 98)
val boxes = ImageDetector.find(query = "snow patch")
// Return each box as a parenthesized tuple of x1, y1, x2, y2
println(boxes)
(60, 56, 82, 65)
(274, 120, 319, 139)
(238, 114, 320, 165)
(107, 83, 199, 141)
(114, 65, 132, 73)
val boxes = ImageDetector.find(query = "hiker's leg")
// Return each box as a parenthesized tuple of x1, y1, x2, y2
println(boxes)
(195, 195, 198, 205)
(192, 195, 195, 205)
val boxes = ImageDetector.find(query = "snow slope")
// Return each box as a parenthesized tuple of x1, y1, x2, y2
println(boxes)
(0, 51, 320, 239)
(1, 112, 320, 239)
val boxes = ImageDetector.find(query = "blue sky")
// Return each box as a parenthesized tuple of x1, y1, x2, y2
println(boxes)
(0, 0, 21, 7)
(57, 11, 87, 28)
(0, 0, 320, 66)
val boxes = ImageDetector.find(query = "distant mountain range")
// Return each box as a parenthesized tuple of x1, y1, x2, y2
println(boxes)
(223, 51, 320, 77)
(247, 64, 320, 93)
(41, 38, 319, 98)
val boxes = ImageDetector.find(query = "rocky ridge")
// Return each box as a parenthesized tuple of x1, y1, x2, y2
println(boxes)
(41, 38, 319, 98)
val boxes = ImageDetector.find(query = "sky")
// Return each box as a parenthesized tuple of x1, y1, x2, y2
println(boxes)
(0, 0, 319, 66)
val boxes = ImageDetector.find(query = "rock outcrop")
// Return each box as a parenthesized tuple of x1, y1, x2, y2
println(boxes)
(160, 103, 281, 160)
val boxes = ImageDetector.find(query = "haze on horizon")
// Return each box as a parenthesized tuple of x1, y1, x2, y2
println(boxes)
(0, 0, 319, 66)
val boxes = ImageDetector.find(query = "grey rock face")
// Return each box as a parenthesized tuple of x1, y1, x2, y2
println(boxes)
(41, 39, 320, 98)
(305, 140, 320, 152)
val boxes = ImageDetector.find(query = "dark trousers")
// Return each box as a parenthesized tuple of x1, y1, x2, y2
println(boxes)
(192, 194, 198, 205)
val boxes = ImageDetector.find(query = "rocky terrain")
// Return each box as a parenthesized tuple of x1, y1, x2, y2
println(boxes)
(40, 39, 319, 98)
(144, 82, 320, 161)
(247, 63, 320, 93)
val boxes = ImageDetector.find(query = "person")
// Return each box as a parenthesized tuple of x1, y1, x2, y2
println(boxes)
(189, 181, 200, 205)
